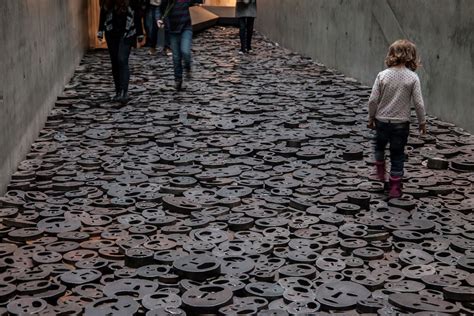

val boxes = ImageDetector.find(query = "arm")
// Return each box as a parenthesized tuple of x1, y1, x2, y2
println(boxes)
(412, 76, 427, 134)
(98, 5, 106, 32)
(131, 0, 144, 37)
(160, 0, 167, 12)
(412, 76, 426, 124)
(157, 0, 169, 28)
(368, 73, 382, 121)
(97, 4, 107, 40)
(160, 0, 169, 18)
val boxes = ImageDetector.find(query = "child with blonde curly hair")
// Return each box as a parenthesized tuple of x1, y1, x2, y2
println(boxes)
(368, 39, 427, 198)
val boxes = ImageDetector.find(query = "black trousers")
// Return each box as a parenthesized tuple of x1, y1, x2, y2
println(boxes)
(105, 32, 132, 93)
(239, 17, 255, 52)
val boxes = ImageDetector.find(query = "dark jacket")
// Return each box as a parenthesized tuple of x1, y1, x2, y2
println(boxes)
(236, 0, 257, 18)
(99, 0, 144, 39)
(160, 0, 202, 34)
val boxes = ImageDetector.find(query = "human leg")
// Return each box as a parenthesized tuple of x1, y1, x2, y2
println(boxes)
(154, 6, 163, 51)
(388, 123, 409, 177)
(149, 6, 158, 49)
(145, 7, 153, 47)
(374, 121, 390, 182)
(246, 17, 255, 52)
(105, 32, 121, 99)
(238, 17, 247, 53)
(388, 122, 409, 198)
(117, 37, 133, 102)
(180, 29, 193, 78)
(169, 32, 183, 88)
(165, 28, 171, 48)
(374, 121, 390, 160)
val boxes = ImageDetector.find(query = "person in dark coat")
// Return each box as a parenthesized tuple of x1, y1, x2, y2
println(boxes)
(235, 0, 257, 54)
(157, 0, 202, 91)
(98, 0, 144, 103)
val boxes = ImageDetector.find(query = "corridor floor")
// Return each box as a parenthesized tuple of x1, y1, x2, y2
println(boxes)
(1, 27, 474, 315)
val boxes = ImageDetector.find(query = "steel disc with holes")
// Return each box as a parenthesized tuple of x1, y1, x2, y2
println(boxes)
(316, 281, 371, 310)
(182, 285, 233, 313)
(173, 254, 221, 281)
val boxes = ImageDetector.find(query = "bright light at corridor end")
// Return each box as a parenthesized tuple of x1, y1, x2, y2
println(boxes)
(204, 0, 236, 6)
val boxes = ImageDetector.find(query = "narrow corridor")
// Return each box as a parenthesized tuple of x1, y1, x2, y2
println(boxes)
(1, 27, 473, 315)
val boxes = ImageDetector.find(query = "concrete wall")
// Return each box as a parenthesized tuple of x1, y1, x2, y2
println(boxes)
(256, 0, 474, 132)
(0, 0, 89, 193)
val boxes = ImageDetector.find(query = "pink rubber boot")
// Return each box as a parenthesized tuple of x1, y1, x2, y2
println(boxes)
(389, 176, 402, 198)
(375, 161, 386, 182)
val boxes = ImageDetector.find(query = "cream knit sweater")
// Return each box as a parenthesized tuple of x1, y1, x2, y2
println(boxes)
(368, 67, 426, 124)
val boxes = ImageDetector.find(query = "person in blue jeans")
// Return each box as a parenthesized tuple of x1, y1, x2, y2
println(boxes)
(158, 0, 202, 91)
(145, 0, 161, 54)
(145, 0, 171, 55)
(368, 39, 426, 198)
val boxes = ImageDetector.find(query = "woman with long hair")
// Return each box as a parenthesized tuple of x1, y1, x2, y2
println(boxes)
(97, 0, 144, 104)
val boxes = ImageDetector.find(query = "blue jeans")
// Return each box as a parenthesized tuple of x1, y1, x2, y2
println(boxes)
(145, 6, 160, 48)
(169, 29, 193, 81)
(374, 120, 410, 177)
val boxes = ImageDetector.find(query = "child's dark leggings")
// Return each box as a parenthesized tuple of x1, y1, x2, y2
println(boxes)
(374, 120, 410, 177)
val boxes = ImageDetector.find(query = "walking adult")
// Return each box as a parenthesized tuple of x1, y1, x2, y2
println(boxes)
(236, 0, 257, 54)
(145, 0, 162, 55)
(157, 0, 203, 91)
(97, 0, 144, 104)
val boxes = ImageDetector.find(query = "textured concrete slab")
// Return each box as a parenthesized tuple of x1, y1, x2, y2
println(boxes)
(0, 0, 88, 194)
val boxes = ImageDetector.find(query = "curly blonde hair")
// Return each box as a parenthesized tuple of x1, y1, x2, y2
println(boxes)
(385, 39, 420, 71)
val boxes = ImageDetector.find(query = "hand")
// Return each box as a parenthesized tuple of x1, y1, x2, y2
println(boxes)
(367, 119, 376, 130)
(419, 122, 427, 135)
(97, 31, 104, 42)
(157, 20, 164, 29)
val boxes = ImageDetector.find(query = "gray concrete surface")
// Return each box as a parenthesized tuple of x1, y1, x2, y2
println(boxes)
(0, 0, 88, 193)
(256, 0, 474, 132)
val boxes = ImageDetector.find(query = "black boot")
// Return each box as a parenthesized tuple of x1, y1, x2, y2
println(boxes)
(112, 90, 121, 102)
(119, 90, 129, 105)
(185, 68, 192, 80)
(175, 80, 183, 91)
